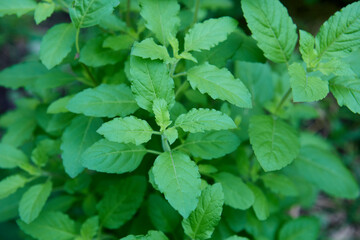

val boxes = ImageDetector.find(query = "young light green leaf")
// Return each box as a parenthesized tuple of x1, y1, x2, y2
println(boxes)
(299, 30, 317, 67)
(185, 17, 237, 52)
(182, 131, 240, 160)
(289, 63, 329, 102)
(0, 143, 28, 169)
(213, 172, 254, 210)
(182, 183, 224, 240)
(81, 216, 99, 240)
(187, 63, 252, 108)
(19, 181, 52, 224)
(47, 96, 72, 114)
(148, 194, 181, 233)
(153, 99, 172, 131)
(0, 0, 36, 17)
(249, 115, 300, 171)
(175, 108, 236, 133)
(153, 152, 201, 218)
(164, 128, 178, 144)
(0, 62, 47, 89)
(40, 23, 76, 69)
(139, 0, 180, 45)
(290, 146, 359, 199)
(241, 0, 298, 63)
(129, 57, 175, 112)
(248, 184, 269, 221)
(67, 84, 138, 118)
(97, 116, 153, 145)
(34, 1, 55, 24)
(132, 38, 171, 63)
(80, 37, 120, 67)
(61, 116, 103, 178)
(279, 217, 320, 240)
(103, 34, 134, 51)
(82, 139, 146, 174)
(18, 211, 77, 240)
(98, 176, 146, 229)
(330, 76, 360, 114)
(121, 230, 169, 240)
(0, 175, 28, 199)
(315, 1, 360, 59)
(69, 0, 119, 28)
(261, 173, 298, 196)
(317, 59, 354, 77)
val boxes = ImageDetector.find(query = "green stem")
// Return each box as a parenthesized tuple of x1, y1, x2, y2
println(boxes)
(173, 71, 187, 78)
(126, 0, 131, 27)
(192, 0, 201, 26)
(75, 27, 80, 54)
(146, 149, 162, 155)
(81, 63, 98, 86)
(175, 81, 190, 99)
(275, 88, 292, 113)
(170, 59, 180, 77)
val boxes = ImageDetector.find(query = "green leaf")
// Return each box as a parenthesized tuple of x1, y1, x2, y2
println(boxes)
(40, 23, 76, 69)
(0, 0, 36, 17)
(47, 96, 72, 114)
(80, 216, 99, 240)
(18, 211, 77, 240)
(330, 76, 360, 114)
(129, 57, 175, 112)
(132, 38, 171, 63)
(98, 176, 146, 229)
(213, 172, 254, 210)
(279, 217, 320, 240)
(187, 63, 252, 108)
(261, 173, 298, 196)
(139, 0, 180, 45)
(0, 143, 28, 169)
(121, 231, 169, 240)
(97, 116, 153, 145)
(153, 151, 201, 218)
(175, 108, 236, 133)
(67, 84, 138, 118)
(248, 184, 269, 221)
(61, 116, 103, 178)
(241, 0, 297, 63)
(148, 194, 181, 233)
(153, 99, 172, 131)
(80, 37, 121, 67)
(19, 181, 52, 224)
(182, 183, 224, 240)
(35, 69, 76, 89)
(249, 115, 300, 171)
(299, 30, 317, 67)
(2, 115, 36, 147)
(103, 34, 134, 51)
(185, 17, 237, 52)
(290, 146, 359, 199)
(234, 61, 274, 104)
(82, 139, 146, 174)
(0, 62, 47, 89)
(315, 1, 360, 59)
(225, 236, 249, 240)
(0, 175, 28, 199)
(164, 128, 178, 145)
(316, 59, 354, 77)
(34, 1, 55, 24)
(182, 131, 240, 160)
(69, 0, 119, 28)
(288, 63, 329, 102)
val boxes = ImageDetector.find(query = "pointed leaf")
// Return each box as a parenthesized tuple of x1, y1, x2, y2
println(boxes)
(0, 0, 36, 17)
(330, 76, 360, 114)
(0, 143, 28, 169)
(0, 175, 28, 199)
(132, 38, 171, 63)
(34, 1, 55, 24)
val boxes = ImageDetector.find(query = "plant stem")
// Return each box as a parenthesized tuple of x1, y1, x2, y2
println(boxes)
(192, 0, 201, 26)
(75, 27, 80, 54)
(170, 59, 180, 77)
(175, 81, 190, 99)
(146, 149, 162, 155)
(126, 0, 131, 27)
(173, 72, 187, 78)
(81, 63, 98, 86)
(275, 88, 292, 113)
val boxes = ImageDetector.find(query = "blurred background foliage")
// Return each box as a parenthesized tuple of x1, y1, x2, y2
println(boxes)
(0, 0, 359, 239)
